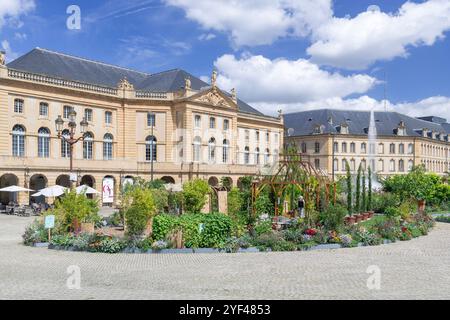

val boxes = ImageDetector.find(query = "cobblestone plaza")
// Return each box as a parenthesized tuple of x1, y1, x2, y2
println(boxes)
(1, 215, 449, 300)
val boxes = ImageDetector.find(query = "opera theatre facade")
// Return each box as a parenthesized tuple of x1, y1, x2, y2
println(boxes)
(0, 48, 284, 205)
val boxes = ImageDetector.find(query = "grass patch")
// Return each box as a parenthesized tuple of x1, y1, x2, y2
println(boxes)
(359, 215, 387, 229)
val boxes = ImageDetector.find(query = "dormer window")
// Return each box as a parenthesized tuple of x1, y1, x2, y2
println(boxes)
(313, 124, 324, 134)
(338, 123, 349, 134)
(397, 121, 406, 136)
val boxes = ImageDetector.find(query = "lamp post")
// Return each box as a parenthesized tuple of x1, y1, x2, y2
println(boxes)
(55, 110, 89, 189)
(148, 111, 155, 182)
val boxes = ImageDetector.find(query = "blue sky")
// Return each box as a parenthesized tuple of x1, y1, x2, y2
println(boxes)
(1, 0, 450, 119)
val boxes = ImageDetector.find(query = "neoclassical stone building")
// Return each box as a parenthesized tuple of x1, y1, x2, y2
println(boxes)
(284, 109, 450, 180)
(0, 48, 283, 205)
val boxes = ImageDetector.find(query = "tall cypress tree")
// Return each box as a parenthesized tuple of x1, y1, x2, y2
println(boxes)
(368, 166, 372, 211)
(355, 164, 361, 213)
(362, 170, 367, 213)
(346, 160, 352, 214)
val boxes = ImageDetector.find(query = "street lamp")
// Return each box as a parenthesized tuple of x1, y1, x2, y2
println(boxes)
(55, 111, 89, 189)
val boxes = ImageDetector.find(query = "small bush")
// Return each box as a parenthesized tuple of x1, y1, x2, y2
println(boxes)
(200, 213, 233, 248)
(152, 214, 178, 241)
(254, 220, 273, 236)
(182, 179, 210, 213)
(125, 187, 156, 238)
(23, 220, 48, 245)
(319, 204, 347, 232)
(385, 206, 401, 218)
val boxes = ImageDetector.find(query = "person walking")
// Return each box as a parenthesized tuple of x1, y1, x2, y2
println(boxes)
(298, 195, 305, 218)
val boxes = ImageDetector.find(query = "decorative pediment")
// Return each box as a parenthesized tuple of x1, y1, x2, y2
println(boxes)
(190, 88, 237, 109)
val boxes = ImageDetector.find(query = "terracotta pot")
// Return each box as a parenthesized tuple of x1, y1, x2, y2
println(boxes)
(362, 212, 370, 220)
(418, 200, 426, 213)
(368, 211, 374, 218)
(355, 215, 362, 223)
(345, 216, 356, 225)
(80, 222, 95, 234)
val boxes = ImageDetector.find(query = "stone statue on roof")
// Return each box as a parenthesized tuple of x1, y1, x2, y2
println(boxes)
(0, 51, 5, 66)
(231, 88, 237, 101)
(185, 77, 191, 90)
(211, 70, 217, 88)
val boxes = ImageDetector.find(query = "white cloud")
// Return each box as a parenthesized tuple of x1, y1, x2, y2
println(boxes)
(308, 0, 450, 69)
(198, 33, 216, 41)
(0, 0, 35, 29)
(1, 40, 19, 62)
(164, 0, 332, 47)
(214, 54, 377, 105)
(256, 95, 450, 122)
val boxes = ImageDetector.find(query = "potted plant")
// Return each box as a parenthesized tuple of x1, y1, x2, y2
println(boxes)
(355, 214, 362, 223)
(345, 216, 356, 225)
(362, 212, 370, 220)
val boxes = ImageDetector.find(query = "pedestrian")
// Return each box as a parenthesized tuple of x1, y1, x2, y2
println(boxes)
(298, 196, 305, 218)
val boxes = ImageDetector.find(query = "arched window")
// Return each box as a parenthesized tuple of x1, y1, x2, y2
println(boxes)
(146, 136, 157, 161)
(255, 147, 260, 165)
(378, 143, 384, 154)
(83, 132, 94, 160)
(390, 143, 396, 154)
(408, 143, 414, 154)
(379, 159, 384, 172)
(408, 160, 414, 171)
(264, 148, 270, 164)
(399, 159, 405, 172)
(12, 125, 25, 157)
(222, 139, 229, 163)
(390, 159, 396, 172)
(103, 134, 113, 160)
(61, 129, 70, 158)
(361, 159, 367, 171)
(350, 159, 356, 171)
(208, 137, 216, 162)
(193, 136, 201, 162)
(361, 143, 367, 153)
(342, 142, 347, 153)
(399, 143, 405, 154)
(244, 146, 250, 164)
(38, 127, 50, 158)
(350, 142, 356, 153)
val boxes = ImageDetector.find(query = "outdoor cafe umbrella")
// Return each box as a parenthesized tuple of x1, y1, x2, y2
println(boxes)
(75, 185, 100, 195)
(0, 185, 34, 192)
(0, 185, 34, 204)
(32, 185, 67, 198)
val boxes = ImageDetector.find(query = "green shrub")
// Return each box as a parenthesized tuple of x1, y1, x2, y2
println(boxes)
(254, 219, 273, 236)
(372, 192, 400, 213)
(252, 231, 283, 251)
(178, 214, 203, 248)
(97, 238, 127, 253)
(282, 229, 303, 244)
(52, 190, 100, 232)
(199, 213, 233, 248)
(182, 179, 210, 213)
(22, 220, 48, 245)
(150, 188, 169, 214)
(384, 206, 401, 218)
(125, 187, 156, 238)
(435, 215, 450, 223)
(319, 204, 347, 232)
(152, 214, 178, 241)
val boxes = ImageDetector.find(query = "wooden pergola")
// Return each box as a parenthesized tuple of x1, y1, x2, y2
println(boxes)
(251, 153, 336, 219)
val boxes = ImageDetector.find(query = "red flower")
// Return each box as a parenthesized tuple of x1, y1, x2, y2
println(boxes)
(305, 228, 317, 236)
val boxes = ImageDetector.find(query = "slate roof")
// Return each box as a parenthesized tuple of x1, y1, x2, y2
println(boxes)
(284, 109, 450, 140)
(6, 48, 264, 116)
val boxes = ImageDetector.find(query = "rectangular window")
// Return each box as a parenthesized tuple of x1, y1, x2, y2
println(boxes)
(39, 103, 48, 117)
(314, 159, 320, 169)
(194, 115, 201, 128)
(314, 142, 320, 153)
(301, 143, 307, 153)
(63, 106, 73, 119)
(333, 142, 339, 153)
(223, 119, 229, 131)
(256, 131, 260, 142)
(105, 111, 112, 124)
(14, 99, 24, 113)
(209, 117, 216, 129)
(266, 132, 270, 143)
(350, 143, 355, 153)
(84, 109, 93, 122)
(147, 113, 156, 127)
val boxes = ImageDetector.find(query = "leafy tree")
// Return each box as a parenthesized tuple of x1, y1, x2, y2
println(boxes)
(182, 179, 211, 213)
